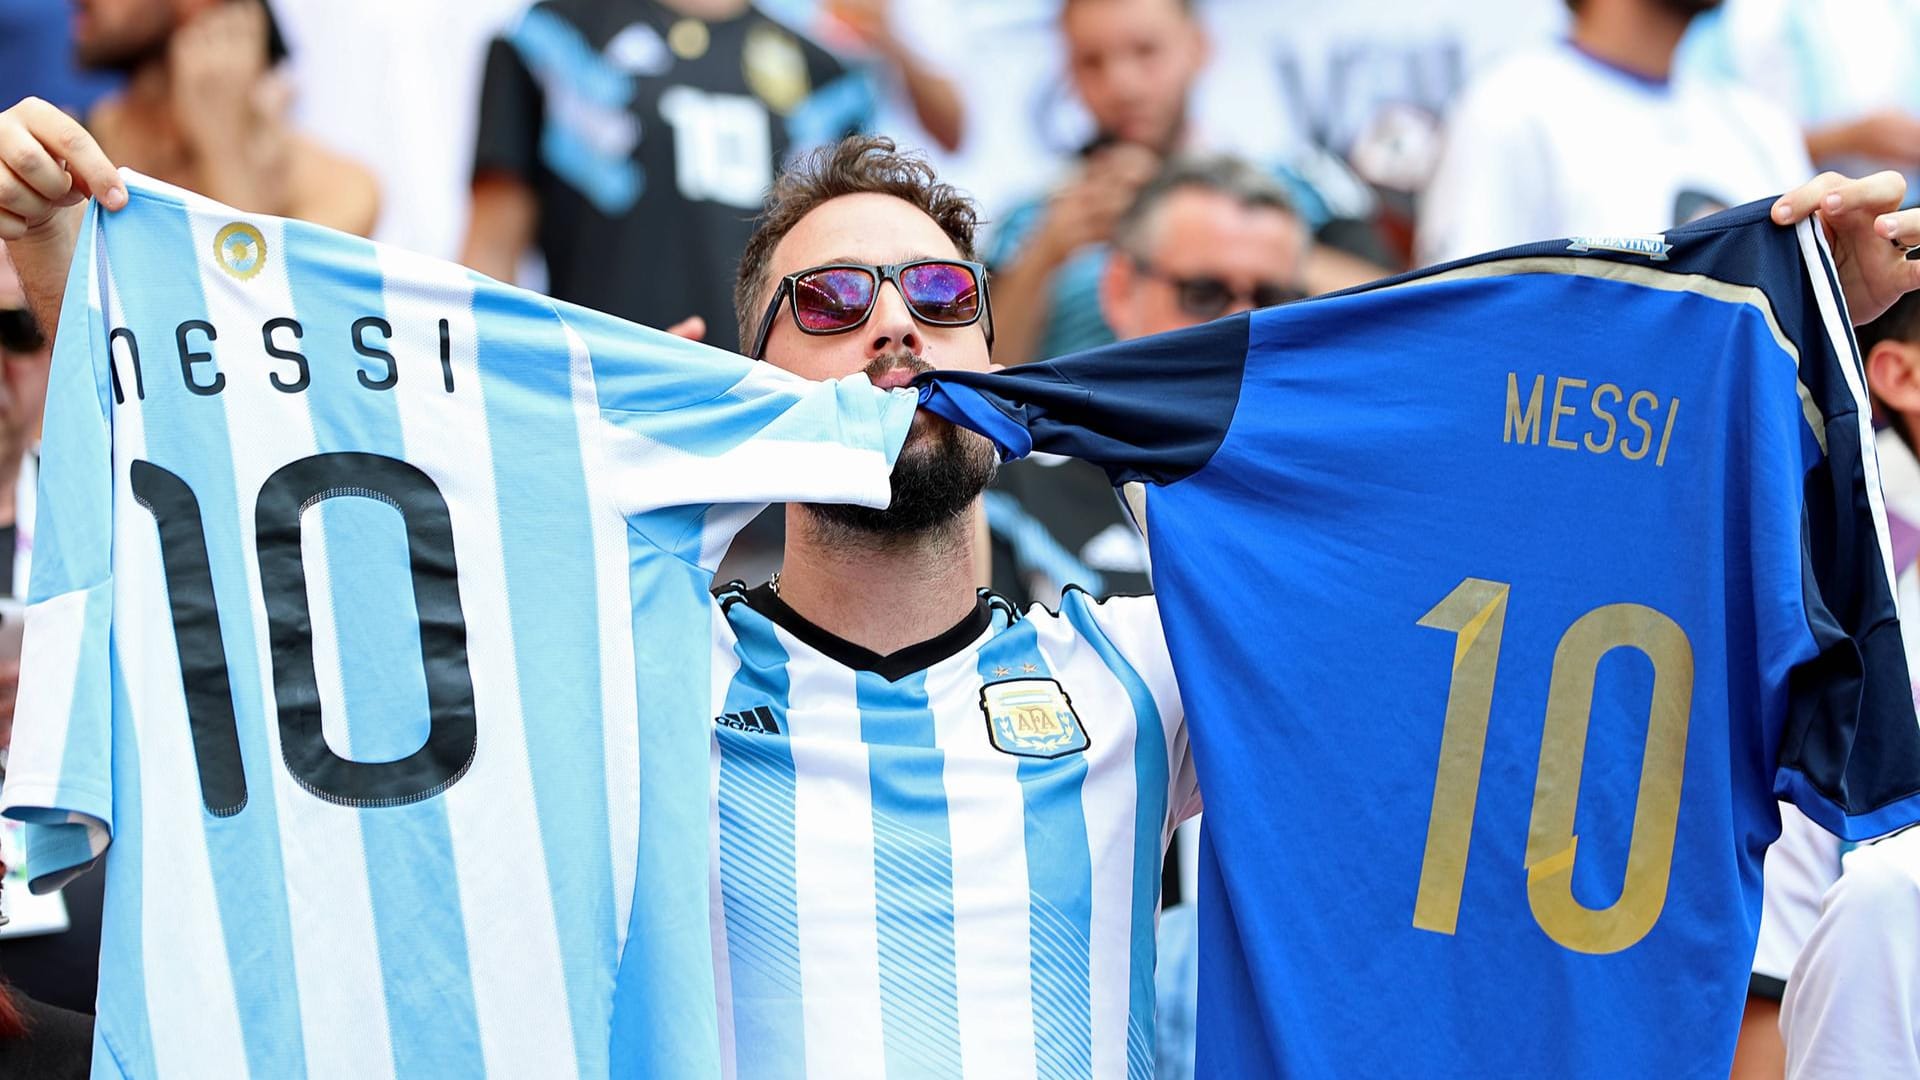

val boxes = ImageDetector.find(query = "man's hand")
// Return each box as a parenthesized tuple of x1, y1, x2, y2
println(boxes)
(0, 97, 123, 335)
(0, 97, 124, 242)
(1773, 171, 1920, 326)
(170, 1, 272, 153)
(1031, 143, 1159, 268)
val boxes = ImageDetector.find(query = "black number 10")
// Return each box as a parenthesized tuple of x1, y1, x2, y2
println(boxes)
(132, 452, 478, 814)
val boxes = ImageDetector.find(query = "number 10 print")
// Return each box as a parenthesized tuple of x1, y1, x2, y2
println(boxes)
(1413, 578, 1694, 955)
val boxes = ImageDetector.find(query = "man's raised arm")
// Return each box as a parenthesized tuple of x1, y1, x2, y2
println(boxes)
(0, 97, 126, 339)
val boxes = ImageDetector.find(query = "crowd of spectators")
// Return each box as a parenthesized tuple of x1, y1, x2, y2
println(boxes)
(5, 0, 1920, 1074)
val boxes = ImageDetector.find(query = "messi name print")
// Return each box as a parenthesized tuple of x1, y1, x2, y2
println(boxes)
(920, 200, 1920, 1079)
(1, 172, 916, 1079)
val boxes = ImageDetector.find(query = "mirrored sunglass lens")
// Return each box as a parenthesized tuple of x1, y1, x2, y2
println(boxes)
(1254, 284, 1305, 308)
(793, 268, 876, 331)
(1176, 279, 1232, 317)
(900, 263, 980, 323)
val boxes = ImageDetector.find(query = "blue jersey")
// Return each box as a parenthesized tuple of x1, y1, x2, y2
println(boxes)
(0, 173, 916, 1079)
(919, 202, 1920, 1079)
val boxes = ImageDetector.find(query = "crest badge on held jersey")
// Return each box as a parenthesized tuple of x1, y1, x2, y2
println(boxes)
(213, 222, 267, 281)
(981, 678, 1089, 760)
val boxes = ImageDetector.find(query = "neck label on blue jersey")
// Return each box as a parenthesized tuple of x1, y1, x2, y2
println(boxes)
(1565, 234, 1673, 260)
(981, 678, 1089, 759)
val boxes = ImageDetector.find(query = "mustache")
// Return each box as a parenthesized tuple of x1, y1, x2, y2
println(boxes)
(865, 351, 932, 382)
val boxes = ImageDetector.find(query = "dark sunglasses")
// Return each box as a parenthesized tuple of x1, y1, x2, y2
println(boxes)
(1133, 258, 1306, 321)
(0, 308, 43, 354)
(749, 259, 993, 360)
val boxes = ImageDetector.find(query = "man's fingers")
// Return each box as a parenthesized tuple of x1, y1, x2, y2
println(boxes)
(0, 119, 72, 205)
(1821, 170, 1906, 218)
(665, 315, 707, 342)
(0, 174, 52, 226)
(1775, 171, 1907, 224)
(1876, 206, 1920, 246)
(19, 99, 123, 209)
(0, 209, 28, 241)
(1773, 172, 1853, 224)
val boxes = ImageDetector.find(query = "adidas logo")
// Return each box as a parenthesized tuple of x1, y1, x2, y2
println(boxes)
(714, 706, 782, 735)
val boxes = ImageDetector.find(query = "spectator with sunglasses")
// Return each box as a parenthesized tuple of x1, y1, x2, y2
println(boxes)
(691, 134, 1199, 1077)
(984, 0, 1382, 368)
(988, 155, 1306, 610)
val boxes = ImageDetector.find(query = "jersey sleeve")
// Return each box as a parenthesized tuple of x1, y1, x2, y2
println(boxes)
(1775, 221, 1920, 841)
(0, 205, 117, 891)
(471, 18, 543, 183)
(552, 299, 917, 561)
(916, 314, 1250, 486)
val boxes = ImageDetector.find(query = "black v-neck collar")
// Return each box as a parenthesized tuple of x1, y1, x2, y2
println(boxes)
(734, 582, 997, 682)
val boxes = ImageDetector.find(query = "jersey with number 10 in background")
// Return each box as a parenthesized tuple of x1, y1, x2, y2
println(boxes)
(0, 173, 916, 1079)
(920, 201, 1920, 1078)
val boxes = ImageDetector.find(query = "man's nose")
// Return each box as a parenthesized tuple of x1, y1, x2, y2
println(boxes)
(865, 281, 922, 358)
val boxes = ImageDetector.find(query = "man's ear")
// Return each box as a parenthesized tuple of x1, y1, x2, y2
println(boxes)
(1099, 250, 1136, 340)
(1868, 339, 1920, 421)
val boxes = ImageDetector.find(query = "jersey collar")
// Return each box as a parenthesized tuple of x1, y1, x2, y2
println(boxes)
(733, 582, 1000, 682)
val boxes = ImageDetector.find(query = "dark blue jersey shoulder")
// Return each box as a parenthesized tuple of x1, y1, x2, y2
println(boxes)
(916, 313, 1252, 486)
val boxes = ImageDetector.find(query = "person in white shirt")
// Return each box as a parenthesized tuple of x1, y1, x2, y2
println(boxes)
(1416, 0, 1809, 266)
(1781, 828, 1920, 1079)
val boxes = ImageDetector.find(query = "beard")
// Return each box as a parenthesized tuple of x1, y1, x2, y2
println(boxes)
(801, 353, 999, 537)
(75, 22, 172, 74)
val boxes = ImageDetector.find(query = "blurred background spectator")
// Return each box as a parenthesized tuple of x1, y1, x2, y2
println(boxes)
(1682, 0, 1920, 194)
(273, 0, 528, 258)
(1416, 0, 1807, 266)
(985, 0, 1382, 366)
(988, 154, 1306, 608)
(75, 0, 379, 235)
(462, 0, 959, 351)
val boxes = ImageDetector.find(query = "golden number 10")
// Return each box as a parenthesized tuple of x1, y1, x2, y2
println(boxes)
(1413, 578, 1694, 955)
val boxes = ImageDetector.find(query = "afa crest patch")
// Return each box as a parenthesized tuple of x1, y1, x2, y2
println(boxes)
(981, 678, 1088, 760)
(213, 222, 267, 281)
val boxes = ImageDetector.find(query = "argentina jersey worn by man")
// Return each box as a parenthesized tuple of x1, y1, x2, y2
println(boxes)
(919, 203, 1920, 1078)
(699, 581, 1198, 1079)
(0, 173, 917, 1079)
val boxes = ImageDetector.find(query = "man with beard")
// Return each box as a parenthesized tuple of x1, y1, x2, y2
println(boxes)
(692, 134, 1200, 1076)
(70, 0, 377, 235)
(1417, 0, 1810, 266)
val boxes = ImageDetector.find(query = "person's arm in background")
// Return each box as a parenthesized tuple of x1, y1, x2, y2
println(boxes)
(461, 29, 543, 284)
(462, 172, 538, 284)
(1806, 109, 1920, 174)
(989, 143, 1156, 365)
(168, 1, 378, 236)
(828, 0, 962, 153)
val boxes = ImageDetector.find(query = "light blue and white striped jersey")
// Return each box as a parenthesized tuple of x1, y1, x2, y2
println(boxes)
(0, 173, 917, 1079)
(698, 582, 1198, 1080)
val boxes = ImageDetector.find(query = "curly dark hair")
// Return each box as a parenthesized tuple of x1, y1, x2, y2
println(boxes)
(733, 135, 982, 350)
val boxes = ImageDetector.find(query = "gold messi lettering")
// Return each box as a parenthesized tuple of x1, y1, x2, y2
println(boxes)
(1504, 372, 1679, 467)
